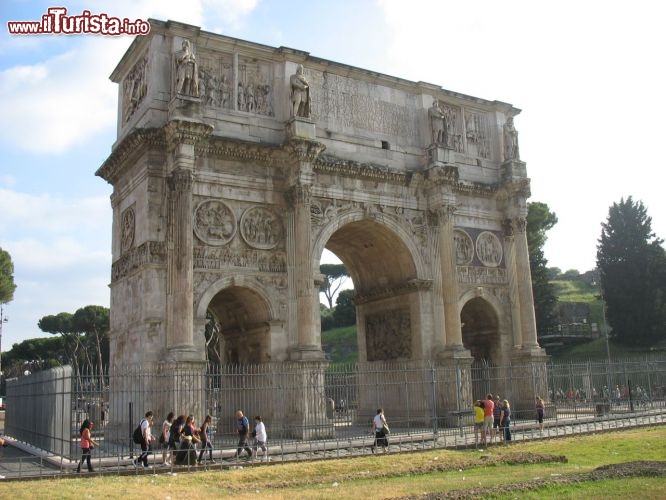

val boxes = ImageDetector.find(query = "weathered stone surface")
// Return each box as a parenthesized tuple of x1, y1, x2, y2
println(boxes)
(98, 19, 546, 429)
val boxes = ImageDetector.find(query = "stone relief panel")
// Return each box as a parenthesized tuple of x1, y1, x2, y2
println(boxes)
(457, 266, 507, 285)
(365, 309, 412, 361)
(120, 205, 136, 254)
(453, 229, 474, 265)
(240, 206, 284, 250)
(475, 231, 503, 267)
(237, 58, 273, 116)
(122, 56, 148, 123)
(306, 69, 420, 142)
(112, 241, 166, 282)
(197, 55, 233, 110)
(193, 200, 237, 246)
(464, 109, 491, 159)
(193, 246, 286, 273)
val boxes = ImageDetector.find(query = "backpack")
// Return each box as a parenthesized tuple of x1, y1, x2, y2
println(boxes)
(133, 418, 146, 444)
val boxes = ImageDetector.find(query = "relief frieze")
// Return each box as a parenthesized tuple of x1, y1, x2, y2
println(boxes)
(112, 241, 166, 282)
(366, 309, 412, 361)
(193, 200, 236, 246)
(457, 266, 507, 285)
(122, 55, 148, 123)
(193, 245, 286, 273)
(120, 205, 136, 254)
(240, 206, 284, 250)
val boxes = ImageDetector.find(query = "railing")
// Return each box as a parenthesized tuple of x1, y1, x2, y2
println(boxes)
(4, 356, 666, 463)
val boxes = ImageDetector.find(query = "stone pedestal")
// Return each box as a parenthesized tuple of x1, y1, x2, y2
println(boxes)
(501, 159, 527, 182)
(168, 94, 202, 121)
(286, 117, 316, 140)
(427, 144, 456, 165)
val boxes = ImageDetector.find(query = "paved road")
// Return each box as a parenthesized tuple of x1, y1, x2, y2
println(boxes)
(1, 409, 664, 480)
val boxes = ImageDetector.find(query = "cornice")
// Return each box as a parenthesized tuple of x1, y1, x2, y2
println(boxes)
(96, 128, 165, 185)
(354, 279, 433, 305)
(314, 154, 409, 184)
(197, 136, 285, 166)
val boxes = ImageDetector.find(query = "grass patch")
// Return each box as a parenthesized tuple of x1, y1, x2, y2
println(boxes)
(1, 427, 665, 499)
(322, 325, 357, 364)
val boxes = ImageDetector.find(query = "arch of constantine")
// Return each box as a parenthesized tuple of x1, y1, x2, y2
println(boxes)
(97, 19, 547, 437)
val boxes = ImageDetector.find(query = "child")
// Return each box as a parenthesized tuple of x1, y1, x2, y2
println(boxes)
(252, 416, 268, 461)
(473, 400, 485, 447)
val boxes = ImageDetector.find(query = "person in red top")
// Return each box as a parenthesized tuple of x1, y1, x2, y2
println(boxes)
(76, 419, 99, 473)
(483, 393, 495, 445)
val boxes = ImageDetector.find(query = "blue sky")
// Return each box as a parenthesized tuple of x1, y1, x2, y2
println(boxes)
(1, 0, 665, 349)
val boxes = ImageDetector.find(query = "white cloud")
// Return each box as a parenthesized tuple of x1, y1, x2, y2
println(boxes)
(0, 189, 110, 234)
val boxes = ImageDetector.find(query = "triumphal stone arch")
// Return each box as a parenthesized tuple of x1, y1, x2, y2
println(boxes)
(97, 20, 547, 436)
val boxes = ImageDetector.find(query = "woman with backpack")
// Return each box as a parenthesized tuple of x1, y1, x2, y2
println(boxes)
(75, 419, 98, 473)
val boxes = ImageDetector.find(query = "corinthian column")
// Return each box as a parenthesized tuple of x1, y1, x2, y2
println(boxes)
(164, 120, 212, 358)
(284, 139, 326, 361)
(513, 217, 539, 348)
(438, 205, 463, 348)
(503, 219, 523, 348)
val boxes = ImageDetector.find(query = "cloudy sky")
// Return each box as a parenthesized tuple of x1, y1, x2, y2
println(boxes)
(1, 0, 664, 349)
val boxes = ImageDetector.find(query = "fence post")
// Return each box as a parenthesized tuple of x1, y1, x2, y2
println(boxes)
(431, 362, 438, 436)
(129, 401, 133, 459)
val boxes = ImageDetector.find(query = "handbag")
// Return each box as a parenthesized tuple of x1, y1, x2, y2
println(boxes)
(383, 425, 390, 435)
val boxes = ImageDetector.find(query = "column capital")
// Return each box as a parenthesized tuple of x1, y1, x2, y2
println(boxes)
(284, 138, 326, 163)
(167, 167, 193, 193)
(429, 204, 457, 226)
(285, 184, 312, 207)
(165, 119, 213, 152)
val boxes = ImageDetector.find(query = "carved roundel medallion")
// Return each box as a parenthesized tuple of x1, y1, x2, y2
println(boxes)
(120, 206, 135, 253)
(240, 206, 284, 250)
(475, 231, 503, 267)
(194, 200, 236, 246)
(453, 229, 474, 265)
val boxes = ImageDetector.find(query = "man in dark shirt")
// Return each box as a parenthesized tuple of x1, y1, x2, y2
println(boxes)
(234, 409, 253, 459)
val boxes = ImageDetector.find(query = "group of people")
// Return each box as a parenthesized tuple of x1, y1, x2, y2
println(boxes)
(126, 409, 268, 469)
(473, 394, 512, 447)
(474, 394, 547, 447)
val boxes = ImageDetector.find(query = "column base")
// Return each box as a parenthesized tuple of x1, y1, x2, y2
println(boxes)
(288, 345, 327, 362)
(164, 345, 205, 363)
(437, 344, 472, 361)
(511, 344, 548, 360)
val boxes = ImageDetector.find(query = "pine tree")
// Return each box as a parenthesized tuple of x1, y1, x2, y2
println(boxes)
(596, 197, 666, 346)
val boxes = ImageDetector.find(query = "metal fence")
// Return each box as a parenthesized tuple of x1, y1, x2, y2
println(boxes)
(5, 356, 666, 462)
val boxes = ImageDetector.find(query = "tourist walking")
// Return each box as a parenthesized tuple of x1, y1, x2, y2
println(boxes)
(234, 409, 253, 459)
(500, 400, 512, 442)
(252, 415, 268, 461)
(134, 411, 155, 468)
(161, 412, 174, 465)
(75, 419, 98, 473)
(371, 408, 390, 453)
(198, 415, 214, 464)
(535, 396, 545, 432)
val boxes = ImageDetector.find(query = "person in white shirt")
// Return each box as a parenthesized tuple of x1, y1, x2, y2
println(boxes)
(371, 408, 389, 453)
(252, 415, 268, 461)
